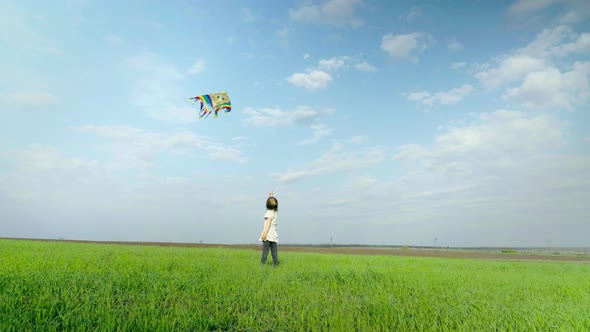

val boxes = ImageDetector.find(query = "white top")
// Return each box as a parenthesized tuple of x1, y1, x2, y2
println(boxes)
(259, 210, 278, 242)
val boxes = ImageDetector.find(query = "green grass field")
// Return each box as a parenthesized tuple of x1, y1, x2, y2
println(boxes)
(1, 239, 589, 331)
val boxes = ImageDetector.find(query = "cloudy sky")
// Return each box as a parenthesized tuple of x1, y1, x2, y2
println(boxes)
(1, 0, 589, 247)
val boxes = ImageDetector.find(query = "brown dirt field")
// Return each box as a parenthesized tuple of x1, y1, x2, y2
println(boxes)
(5, 238, 589, 263)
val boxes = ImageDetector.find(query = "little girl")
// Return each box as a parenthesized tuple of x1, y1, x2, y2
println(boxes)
(259, 192, 279, 267)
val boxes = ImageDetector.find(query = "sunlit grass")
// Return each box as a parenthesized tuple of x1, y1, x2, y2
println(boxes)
(1, 239, 588, 331)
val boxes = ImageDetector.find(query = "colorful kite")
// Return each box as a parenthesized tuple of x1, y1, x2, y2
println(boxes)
(188, 91, 232, 119)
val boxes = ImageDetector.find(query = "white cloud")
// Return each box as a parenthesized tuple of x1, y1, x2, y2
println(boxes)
(507, 0, 560, 15)
(381, 32, 434, 63)
(289, 0, 364, 27)
(394, 110, 565, 163)
(242, 106, 334, 127)
(347, 175, 377, 188)
(386, 110, 590, 246)
(205, 145, 247, 163)
(276, 27, 290, 39)
(242, 106, 335, 148)
(289, 5, 321, 23)
(475, 25, 590, 111)
(74, 125, 246, 169)
(476, 55, 548, 89)
(506, 0, 590, 23)
(355, 61, 377, 72)
(451, 62, 467, 70)
(241, 7, 256, 22)
(106, 35, 121, 45)
(0, 143, 257, 243)
(476, 26, 590, 89)
(2, 91, 58, 108)
(15, 144, 109, 177)
(287, 70, 333, 90)
(517, 25, 590, 59)
(127, 53, 183, 80)
(475, 26, 583, 89)
(2, 144, 114, 213)
(316, 55, 377, 72)
(0, 3, 61, 55)
(517, 25, 572, 58)
(297, 124, 334, 145)
(559, 1, 590, 24)
(503, 61, 590, 110)
(347, 135, 368, 143)
(276, 141, 385, 183)
(188, 59, 206, 75)
(276, 27, 291, 47)
(551, 32, 590, 58)
(318, 56, 349, 71)
(406, 7, 422, 22)
(304, 53, 310, 59)
(407, 84, 474, 106)
(127, 53, 198, 124)
(288, 55, 375, 89)
(448, 40, 464, 51)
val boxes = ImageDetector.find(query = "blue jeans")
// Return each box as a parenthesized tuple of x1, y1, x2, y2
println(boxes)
(261, 241, 278, 267)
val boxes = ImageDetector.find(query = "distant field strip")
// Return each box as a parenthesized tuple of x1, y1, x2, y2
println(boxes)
(1, 239, 588, 331)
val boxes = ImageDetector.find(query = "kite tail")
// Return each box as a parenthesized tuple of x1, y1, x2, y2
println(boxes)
(199, 102, 212, 118)
(213, 102, 232, 118)
(189, 96, 215, 118)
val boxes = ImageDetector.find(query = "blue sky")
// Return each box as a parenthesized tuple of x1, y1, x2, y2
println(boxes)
(1, 0, 589, 247)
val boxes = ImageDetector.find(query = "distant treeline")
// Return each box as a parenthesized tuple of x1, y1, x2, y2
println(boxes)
(2, 237, 588, 252)
(279, 243, 590, 251)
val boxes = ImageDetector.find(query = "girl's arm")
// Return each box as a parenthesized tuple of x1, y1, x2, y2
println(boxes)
(261, 217, 271, 240)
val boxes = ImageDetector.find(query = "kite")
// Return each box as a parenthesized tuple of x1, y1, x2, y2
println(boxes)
(188, 91, 232, 119)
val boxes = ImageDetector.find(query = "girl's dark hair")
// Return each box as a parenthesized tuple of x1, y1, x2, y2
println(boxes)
(266, 196, 278, 211)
